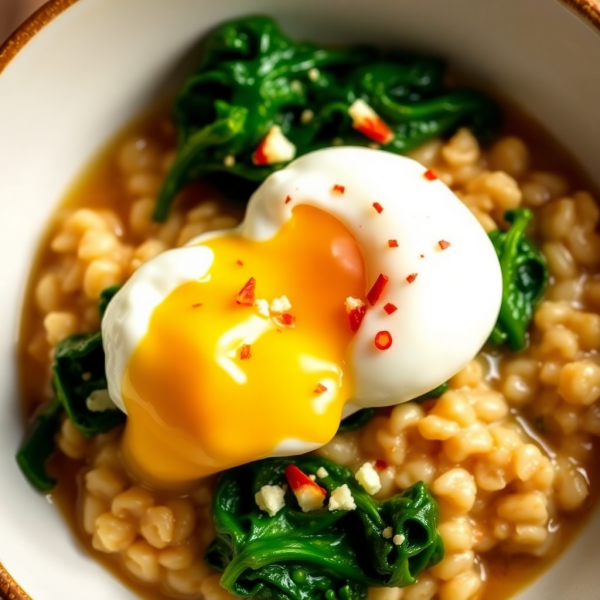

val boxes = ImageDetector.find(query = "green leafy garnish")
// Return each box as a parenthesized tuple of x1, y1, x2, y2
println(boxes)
(414, 382, 449, 403)
(53, 332, 125, 437)
(98, 284, 122, 319)
(489, 209, 548, 351)
(155, 15, 500, 220)
(337, 409, 376, 434)
(17, 289, 125, 491)
(16, 397, 63, 492)
(206, 456, 443, 600)
(340, 383, 451, 431)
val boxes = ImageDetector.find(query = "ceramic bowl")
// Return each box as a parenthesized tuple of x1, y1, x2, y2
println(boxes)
(1, 1, 600, 598)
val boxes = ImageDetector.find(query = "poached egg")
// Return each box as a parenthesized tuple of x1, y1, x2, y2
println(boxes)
(102, 147, 502, 485)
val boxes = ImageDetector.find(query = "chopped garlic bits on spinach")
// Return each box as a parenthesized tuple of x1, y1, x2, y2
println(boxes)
(488, 209, 548, 351)
(17, 290, 124, 491)
(206, 456, 443, 600)
(156, 15, 501, 221)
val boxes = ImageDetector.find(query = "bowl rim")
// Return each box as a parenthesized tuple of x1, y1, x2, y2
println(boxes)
(1, 0, 600, 598)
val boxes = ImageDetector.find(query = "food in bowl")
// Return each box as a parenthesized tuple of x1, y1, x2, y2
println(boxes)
(16, 15, 600, 600)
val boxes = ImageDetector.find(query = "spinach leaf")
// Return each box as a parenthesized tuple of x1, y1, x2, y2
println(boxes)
(17, 287, 127, 491)
(53, 332, 124, 437)
(156, 15, 500, 220)
(337, 409, 376, 434)
(16, 397, 63, 492)
(206, 456, 443, 600)
(98, 284, 122, 318)
(414, 382, 449, 403)
(488, 209, 548, 351)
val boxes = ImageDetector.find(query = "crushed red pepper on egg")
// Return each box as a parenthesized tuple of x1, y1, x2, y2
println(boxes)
(236, 277, 256, 306)
(332, 184, 345, 194)
(388, 239, 398, 248)
(423, 169, 438, 181)
(438, 240, 451, 250)
(314, 383, 328, 394)
(285, 195, 292, 204)
(374, 330, 393, 350)
(367, 274, 389, 306)
(236, 259, 244, 266)
(345, 298, 366, 333)
(406, 273, 418, 284)
(191, 303, 203, 308)
(274, 313, 296, 328)
(383, 303, 397, 315)
(372, 202, 384, 214)
(240, 344, 252, 360)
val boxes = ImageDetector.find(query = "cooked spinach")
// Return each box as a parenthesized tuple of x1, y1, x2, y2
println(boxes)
(17, 290, 125, 491)
(337, 409, 376, 434)
(414, 382, 449, 403)
(98, 284, 122, 318)
(16, 397, 63, 492)
(488, 209, 548, 351)
(155, 15, 501, 220)
(53, 332, 125, 437)
(206, 455, 443, 600)
(340, 382, 450, 432)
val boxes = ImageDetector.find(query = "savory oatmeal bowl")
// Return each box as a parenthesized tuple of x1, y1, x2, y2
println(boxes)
(2, 1, 600, 600)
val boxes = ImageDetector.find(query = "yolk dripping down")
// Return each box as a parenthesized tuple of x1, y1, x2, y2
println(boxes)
(121, 206, 366, 485)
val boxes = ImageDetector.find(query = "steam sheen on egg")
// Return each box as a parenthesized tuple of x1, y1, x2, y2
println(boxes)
(102, 147, 502, 485)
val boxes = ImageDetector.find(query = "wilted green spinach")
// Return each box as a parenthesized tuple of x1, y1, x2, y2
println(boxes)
(17, 291, 124, 491)
(206, 455, 443, 600)
(337, 409, 377, 434)
(155, 15, 501, 220)
(488, 208, 548, 351)
(339, 382, 450, 433)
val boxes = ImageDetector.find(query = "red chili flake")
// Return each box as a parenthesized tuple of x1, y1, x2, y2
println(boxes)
(406, 273, 418, 284)
(332, 184, 345, 195)
(236, 259, 244, 266)
(348, 100, 395, 145)
(236, 277, 256, 306)
(355, 118, 394, 145)
(423, 169, 438, 181)
(383, 303, 397, 315)
(240, 344, 251, 360)
(252, 138, 269, 166)
(374, 331, 393, 350)
(285, 465, 326, 495)
(372, 202, 384, 214)
(367, 273, 389, 306)
(274, 313, 296, 328)
(314, 383, 327, 394)
(374, 460, 389, 471)
(348, 305, 366, 332)
(388, 239, 398, 248)
(438, 240, 451, 250)
(280, 313, 295, 326)
(420, 254, 425, 258)
(191, 303, 203, 308)
(285, 195, 292, 204)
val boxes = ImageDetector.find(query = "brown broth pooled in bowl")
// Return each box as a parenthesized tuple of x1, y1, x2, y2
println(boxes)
(18, 98, 600, 600)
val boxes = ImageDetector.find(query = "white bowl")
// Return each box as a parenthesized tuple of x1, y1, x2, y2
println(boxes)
(1, 1, 600, 599)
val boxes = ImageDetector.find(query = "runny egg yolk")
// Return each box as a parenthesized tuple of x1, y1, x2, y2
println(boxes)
(121, 206, 365, 486)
